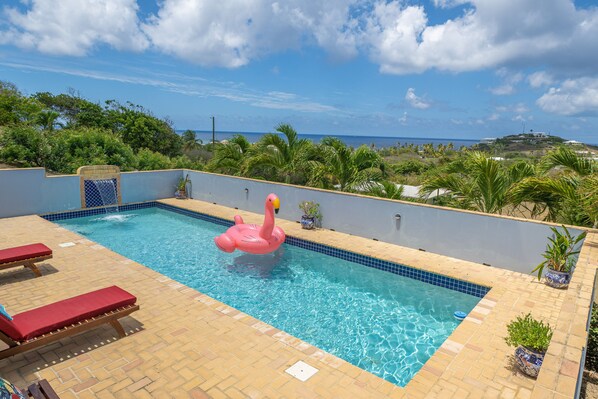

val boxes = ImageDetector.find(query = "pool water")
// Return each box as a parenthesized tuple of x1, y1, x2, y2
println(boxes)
(57, 207, 480, 386)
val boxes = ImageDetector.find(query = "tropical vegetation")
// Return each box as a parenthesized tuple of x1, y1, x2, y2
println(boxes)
(532, 225, 587, 279)
(588, 305, 598, 371)
(0, 81, 203, 173)
(1, 80, 596, 228)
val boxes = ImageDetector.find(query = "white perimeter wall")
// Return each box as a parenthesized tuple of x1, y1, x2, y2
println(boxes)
(0, 168, 80, 217)
(0, 168, 183, 218)
(120, 170, 182, 204)
(185, 170, 585, 274)
(0, 167, 586, 275)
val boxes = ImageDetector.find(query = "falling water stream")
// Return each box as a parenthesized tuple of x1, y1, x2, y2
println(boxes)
(91, 179, 119, 213)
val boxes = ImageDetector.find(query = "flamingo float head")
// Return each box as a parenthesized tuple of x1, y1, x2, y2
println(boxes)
(266, 193, 280, 214)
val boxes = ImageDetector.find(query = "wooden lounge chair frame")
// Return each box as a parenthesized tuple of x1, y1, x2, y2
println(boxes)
(0, 304, 139, 360)
(0, 253, 53, 277)
(24, 379, 60, 399)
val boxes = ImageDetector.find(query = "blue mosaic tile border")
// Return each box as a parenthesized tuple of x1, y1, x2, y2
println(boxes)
(42, 201, 490, 298)
(42, 202, 155, 221)
(285, 236, 489, 298)
(155, 202, 234, 228)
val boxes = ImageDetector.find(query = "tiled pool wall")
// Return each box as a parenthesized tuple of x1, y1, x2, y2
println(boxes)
(42, 201, 490, 298)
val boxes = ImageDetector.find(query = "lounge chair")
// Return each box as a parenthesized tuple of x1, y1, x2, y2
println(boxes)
(1, 377, 60, 399)
(0, 286, 139, 360)
(24, 379, 60, 399)
(0, 243, 53, 277)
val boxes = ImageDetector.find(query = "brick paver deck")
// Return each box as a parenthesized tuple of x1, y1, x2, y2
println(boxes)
(1, 198, 596, 398)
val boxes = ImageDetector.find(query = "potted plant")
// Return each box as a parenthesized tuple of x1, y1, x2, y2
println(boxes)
(532, 225, 587, 288)
(505, 313, 553, 378)
(175, 176, 190, 199)
(298, 201, 322, 230)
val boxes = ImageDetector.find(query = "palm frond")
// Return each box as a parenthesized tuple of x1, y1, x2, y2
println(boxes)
(542, 146, 595, 176)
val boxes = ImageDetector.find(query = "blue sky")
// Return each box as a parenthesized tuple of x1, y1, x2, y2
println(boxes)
(1, 0, 597, 142)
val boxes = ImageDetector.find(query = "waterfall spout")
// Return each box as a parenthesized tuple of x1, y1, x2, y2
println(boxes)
(92, 179, 119, 213)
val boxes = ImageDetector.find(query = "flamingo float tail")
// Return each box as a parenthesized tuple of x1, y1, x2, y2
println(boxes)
(214, 234, 236, 253)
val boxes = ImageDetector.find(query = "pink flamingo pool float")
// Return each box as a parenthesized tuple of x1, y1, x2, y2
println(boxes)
(214, 193, 286, 254)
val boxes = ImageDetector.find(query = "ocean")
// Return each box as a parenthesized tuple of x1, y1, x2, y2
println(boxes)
(179, 130, 479, 149)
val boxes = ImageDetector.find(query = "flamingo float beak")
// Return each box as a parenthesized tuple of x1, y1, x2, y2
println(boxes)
(273, 197, 280, 214)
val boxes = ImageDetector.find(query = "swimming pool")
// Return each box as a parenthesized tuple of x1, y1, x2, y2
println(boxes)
(53, 205, 484, 386)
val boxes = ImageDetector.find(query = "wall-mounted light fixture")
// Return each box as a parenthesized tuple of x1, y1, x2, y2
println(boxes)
(394, 213, 401, 229)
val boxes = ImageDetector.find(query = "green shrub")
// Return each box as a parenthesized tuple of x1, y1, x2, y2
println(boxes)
(505, 313, 553, 352)
(393, 160, 430, 175)
(135, 148, 173, 170)
(0, 125, 50, 167)
(0, 81, 42, 125)
(47, 128, 136, 174)
(170, 155, 204, 170)
(587, 303, 598, 371)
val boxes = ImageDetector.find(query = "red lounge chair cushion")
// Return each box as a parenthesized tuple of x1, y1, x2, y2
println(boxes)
(0, 243, 52, 264)
(0, 315, 21, 342)
(7, 286, 136, 341)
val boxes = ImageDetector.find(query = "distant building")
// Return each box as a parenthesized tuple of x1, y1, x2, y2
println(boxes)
(564, 140, 582, 145)
(531, 132, 548, 138)
(481, 138, 497, 144)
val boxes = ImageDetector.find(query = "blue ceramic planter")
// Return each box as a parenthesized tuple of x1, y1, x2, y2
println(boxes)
(300, 215, 316, 230)
(515, 346, 545, 378)
(545, 269, 571, 289)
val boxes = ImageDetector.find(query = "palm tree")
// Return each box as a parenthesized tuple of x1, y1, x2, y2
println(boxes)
(541, 146, 595, 176)
(420, 152, 534, 214)
(308, 137, 386, 192)
(245, 124, 313, 184)
(206, 134, 251, 175)
(366, 181, 404, 200)
(182, 130, 203, 151)
(578, 174, 598, 228)
(36, 110, 62, 131)
(510, 146, 597, 226)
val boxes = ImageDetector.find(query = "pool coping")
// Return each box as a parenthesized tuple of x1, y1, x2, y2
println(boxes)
(155, 198, 597, 399)
(22, 197, 597, 398)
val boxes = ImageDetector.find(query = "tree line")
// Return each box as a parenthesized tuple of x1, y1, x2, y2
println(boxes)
(204, 126, 596, 228)
(1, 81, 595, 228)
(0, 81, 203, 173)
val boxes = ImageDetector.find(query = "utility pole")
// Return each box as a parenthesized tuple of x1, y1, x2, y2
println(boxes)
(211, 116, 215, 151)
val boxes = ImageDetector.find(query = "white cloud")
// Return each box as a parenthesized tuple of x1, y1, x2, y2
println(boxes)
(405, 88, 430, 109)
(490, 69, 523, 95)
(0, 0, 148, 56)
(362, 0, 598, 74)
(1, 0, 597, 77)
(399, 111, 408, 124)
(512, 115, 526, 122)
(528, 71, 555, 88)
(487, 113, 500, 121)
(0, 60, 338, 113)
(490, 85, 515, 96)
(536, 77, 598, 116)
(432, 0, 469, 8)
(142, 0, 357, 68)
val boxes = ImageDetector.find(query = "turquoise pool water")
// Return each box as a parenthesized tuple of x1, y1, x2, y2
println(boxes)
(57, 207, 480, 386)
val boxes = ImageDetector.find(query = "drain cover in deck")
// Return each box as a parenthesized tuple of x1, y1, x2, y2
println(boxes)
(285, 361, 318, 382)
